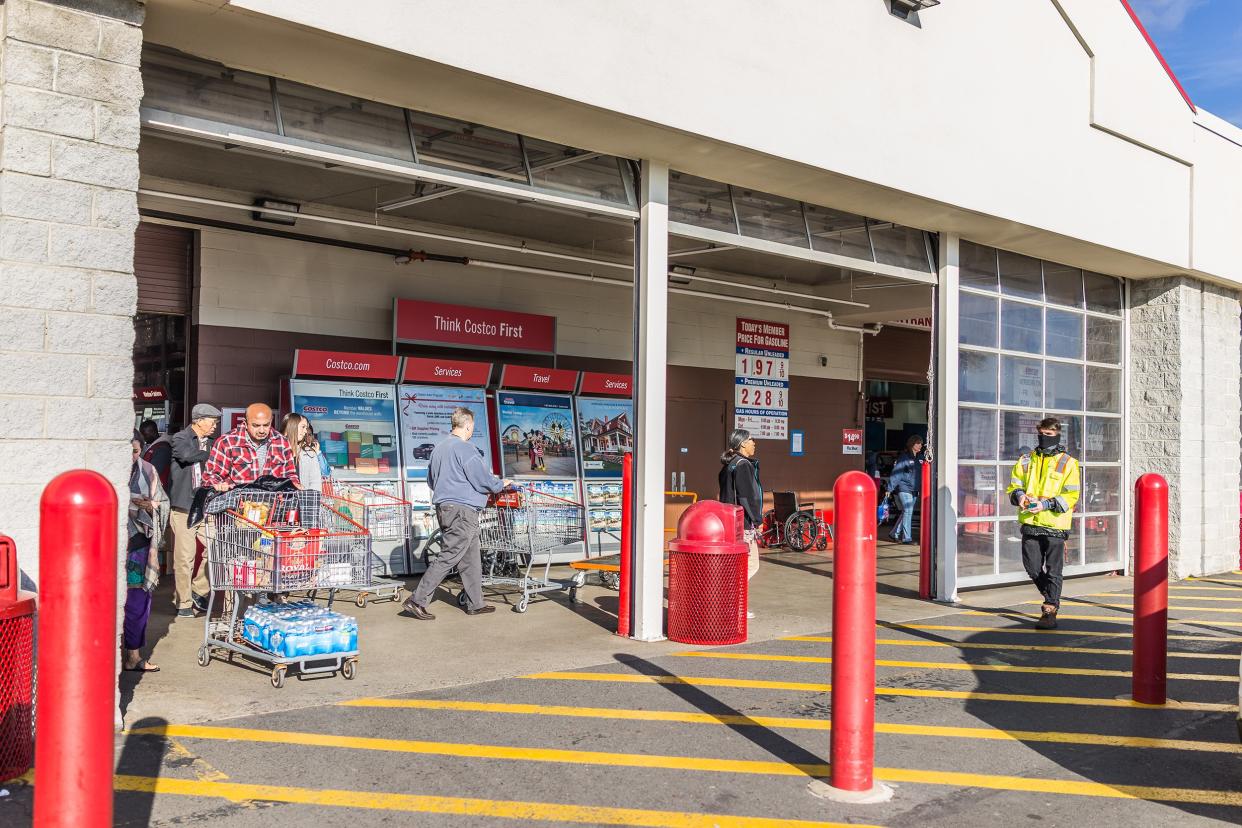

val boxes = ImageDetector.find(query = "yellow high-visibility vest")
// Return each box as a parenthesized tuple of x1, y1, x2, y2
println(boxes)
(1005, 451, 1080, 532)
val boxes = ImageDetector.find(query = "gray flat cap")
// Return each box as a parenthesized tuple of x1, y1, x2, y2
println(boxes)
(191, 403, 223, 420)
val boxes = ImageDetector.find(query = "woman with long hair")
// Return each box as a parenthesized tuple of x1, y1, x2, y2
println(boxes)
(718, 428, 762, 618)
(887, 434, 925, 544)
(281, 412, 324, 492)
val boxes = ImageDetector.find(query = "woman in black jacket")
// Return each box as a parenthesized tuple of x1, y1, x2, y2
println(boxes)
(719, 428, 762, 617)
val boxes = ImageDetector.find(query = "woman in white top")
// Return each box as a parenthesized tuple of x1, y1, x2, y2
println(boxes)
(280, 413, 322, 492)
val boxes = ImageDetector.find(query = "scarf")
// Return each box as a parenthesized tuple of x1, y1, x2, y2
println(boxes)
(127, 458, 170, 592)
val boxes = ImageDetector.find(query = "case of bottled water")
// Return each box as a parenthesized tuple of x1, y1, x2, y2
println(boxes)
(241, 600, 359, 658)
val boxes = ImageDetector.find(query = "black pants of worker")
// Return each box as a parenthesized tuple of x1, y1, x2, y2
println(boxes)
(411, 502, 485, 611)
(1021, 532, 1065, 608)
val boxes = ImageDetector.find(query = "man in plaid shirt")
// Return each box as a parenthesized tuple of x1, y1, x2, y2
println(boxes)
(201, 403, 301, 491)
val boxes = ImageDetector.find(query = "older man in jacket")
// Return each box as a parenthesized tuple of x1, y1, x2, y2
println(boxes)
(167, 403, 221, 617)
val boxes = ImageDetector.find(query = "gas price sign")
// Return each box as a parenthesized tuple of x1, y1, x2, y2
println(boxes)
(735, 317, 790, 440)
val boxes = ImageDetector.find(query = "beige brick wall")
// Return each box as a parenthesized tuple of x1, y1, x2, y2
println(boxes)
(0, 0, 143, 587)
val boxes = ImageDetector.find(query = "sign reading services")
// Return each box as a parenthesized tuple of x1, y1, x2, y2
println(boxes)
(394, 299, 556, 354)
(401, 356, 492, 387)
(734, 318, 790, 440)
(578, 372, 632, 396)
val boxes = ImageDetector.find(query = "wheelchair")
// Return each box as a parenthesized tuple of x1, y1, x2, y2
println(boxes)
(756, 491, 831, 553)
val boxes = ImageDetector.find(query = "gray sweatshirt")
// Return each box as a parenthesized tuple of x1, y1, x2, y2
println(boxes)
(428, 436, 504, 509)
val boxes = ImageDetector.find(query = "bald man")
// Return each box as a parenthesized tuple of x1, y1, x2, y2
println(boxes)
(201, 403, 301, 492)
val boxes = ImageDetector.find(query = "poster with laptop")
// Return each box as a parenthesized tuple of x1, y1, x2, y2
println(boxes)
(576, 396, 633, 479)
(289, 379, 400, 480)
(496, 391, 579, 478)
(397, 384, 492, 480)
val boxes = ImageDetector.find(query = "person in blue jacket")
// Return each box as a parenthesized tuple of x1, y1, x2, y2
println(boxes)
(887, 435, 925, 544)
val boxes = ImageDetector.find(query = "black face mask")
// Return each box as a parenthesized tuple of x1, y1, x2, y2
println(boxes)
(1036, 433, 1059, 452)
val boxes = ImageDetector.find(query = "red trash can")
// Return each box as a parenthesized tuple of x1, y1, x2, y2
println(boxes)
(667, 501, 749, 645)
(0, 535, 36, 782)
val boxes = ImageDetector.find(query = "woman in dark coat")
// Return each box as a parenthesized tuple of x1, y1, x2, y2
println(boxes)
(719, 428, 762, 617)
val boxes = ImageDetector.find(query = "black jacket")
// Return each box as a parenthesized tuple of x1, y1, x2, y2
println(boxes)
(719, 455, 763, 529)
(168, 427, 215, 512)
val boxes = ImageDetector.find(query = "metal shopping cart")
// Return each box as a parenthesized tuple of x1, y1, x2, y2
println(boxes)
(199, 489, 369, 687)
(452, 486, 584, 613)
(320, 482, 410, 607)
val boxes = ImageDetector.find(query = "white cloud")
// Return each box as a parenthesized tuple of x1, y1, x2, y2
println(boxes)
(1129, 0, 1208, 32)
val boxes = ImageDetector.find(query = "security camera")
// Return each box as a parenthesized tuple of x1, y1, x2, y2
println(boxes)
(819, 356, 828, 367)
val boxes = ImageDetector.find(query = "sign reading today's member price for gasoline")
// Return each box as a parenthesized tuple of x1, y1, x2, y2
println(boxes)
(735, 317, 790, 440)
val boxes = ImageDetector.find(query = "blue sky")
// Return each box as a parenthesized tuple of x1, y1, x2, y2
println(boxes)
(1129, 0, 1242, 125)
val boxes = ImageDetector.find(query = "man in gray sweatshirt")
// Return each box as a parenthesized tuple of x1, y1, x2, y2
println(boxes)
(402, 407, 511, 619)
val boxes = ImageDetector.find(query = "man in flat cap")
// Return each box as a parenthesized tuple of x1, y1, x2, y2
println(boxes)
(167, 403, 222, 617)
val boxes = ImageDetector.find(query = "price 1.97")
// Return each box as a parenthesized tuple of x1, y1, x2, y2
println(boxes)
(735, 355, 788, 379)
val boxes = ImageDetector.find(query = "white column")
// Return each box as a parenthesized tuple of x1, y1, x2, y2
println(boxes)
(631, 160, 669, 641)
(934, 233, 960, 602)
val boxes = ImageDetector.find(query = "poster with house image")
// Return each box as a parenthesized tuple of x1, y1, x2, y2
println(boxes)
(496, 391, 580, 478)
(576, 397, 633, 478)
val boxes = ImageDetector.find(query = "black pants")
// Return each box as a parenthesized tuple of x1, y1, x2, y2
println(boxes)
(1021, 533, 1065, 608)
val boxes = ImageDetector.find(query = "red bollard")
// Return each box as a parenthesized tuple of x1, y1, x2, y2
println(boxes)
(810, 471, 891, 803)
(35, 470, 117, 828)
(616, 452, 632, 637)
(1132, 473, 1168, 706)
(918, 460, 932, 600)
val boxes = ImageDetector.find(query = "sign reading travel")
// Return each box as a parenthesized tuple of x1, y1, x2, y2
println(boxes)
(842, 428, 863, 455)
(734, 318, 790, 440)
(401, 356, 493, 387)
(292, 349, 401, 381)
(578, 372, 632, 396)
(499, 365, 579, 393)
(394, 299, 557, 354)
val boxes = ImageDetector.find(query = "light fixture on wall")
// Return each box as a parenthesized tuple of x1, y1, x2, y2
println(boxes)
(668, 264, 696, 285)
(252, 198, 300, 226)
(889, 0, 939, 20)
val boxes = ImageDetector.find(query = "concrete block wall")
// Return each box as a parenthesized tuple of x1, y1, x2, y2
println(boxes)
(1129, 276, 1242, 579)
(0, 0, 143, 586)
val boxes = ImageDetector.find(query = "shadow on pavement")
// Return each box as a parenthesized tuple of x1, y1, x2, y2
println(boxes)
(114, 716, 168, 827)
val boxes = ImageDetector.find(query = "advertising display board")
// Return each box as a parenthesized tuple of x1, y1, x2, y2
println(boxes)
(289, 379, 401, 480)
(496, 391, 579, 479)
(576, 390, 632, 555)
(734, 318, 790, 440)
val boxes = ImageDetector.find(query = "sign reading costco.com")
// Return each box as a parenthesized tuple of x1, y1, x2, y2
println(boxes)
(735, 317, 790, 440)
(290, 379, 400, 480)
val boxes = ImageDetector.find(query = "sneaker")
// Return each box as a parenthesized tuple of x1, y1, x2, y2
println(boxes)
(191, 592, 209, 613)
(176, 607, 195, 618)
(1035, 605, 1058, 630)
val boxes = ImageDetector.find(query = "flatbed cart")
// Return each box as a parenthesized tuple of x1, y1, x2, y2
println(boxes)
(199, 489, 369, 687)
(453, 486, 585, 613)
(320, 482, 410, 607)
(567, 554, 669, 603)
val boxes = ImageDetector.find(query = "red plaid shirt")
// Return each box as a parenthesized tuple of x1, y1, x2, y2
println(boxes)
(201, 427, 301, 487)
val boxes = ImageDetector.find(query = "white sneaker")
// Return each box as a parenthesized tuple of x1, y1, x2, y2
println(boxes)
(746, 611, 755, 619)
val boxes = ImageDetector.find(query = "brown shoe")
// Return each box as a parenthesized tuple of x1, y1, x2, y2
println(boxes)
(1035, 605, 1058, 630)
(464, 604, 496, 616)
(400, 599, 435, 620)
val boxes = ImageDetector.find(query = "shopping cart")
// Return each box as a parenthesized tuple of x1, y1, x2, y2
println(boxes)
(199, 489, 369, 687)
(452, 486, 584, 613)
(320, 482, 410, 607)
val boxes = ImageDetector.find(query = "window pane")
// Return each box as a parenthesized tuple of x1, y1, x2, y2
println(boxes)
(1043, 262, 1084, 308)
(276, 80, 413, 162)
(1082, 465, 1121, 513)
(1001, 301, 1042, 353)
(1000, 250, 1042, 301)
(959, 408, 997, 460)
(1086, 316, 1122, 364)
(1045, 309, 1084, 359)
(1045, 361, 1084, 411)
(141, 47, 279, 133)
(997, 521, 1026, 574)
(960, 293, 998, 348)
(958, 465, 998, 519)
(668, 171, 737, 233)
(1060, 414, 1084, 458)
(960, 240, 998, 291)
(1086, 417, 1121, 462)
(997, 464, 1018, 517)
(407, 111, 525, 176)
(732, 188, 809, 247)
(806, 205, 873, 260)
(957, 522, 995, 577)
(959, 350, 998, 403)
(1001, 356, 1042, 407)
(1086, 366, 1122, 413)
(1065, 518, 1083, 567)
(871, 223, 931, 271)
(1084, 272, 1122, 315)
(1001, 410, 1043, 458)
(1085, 515, 1121, 564)
(524, 139, 631, 205)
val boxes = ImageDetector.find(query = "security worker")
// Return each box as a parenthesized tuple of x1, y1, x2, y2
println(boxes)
(1005, 417, 1080, 629)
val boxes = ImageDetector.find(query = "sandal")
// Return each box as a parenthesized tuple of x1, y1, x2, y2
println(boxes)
(123, 659, 160, 673)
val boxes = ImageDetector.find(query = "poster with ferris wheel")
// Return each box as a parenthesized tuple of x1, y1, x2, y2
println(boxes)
(495, 391, 580, 479)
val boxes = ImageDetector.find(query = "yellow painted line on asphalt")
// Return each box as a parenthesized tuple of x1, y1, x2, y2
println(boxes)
(881, 622, 1242, 643)
(1169, 586, 1242, 592)
(964, 610, 1242, 628)
(110, 774, 869, 828)
(783, 635, 1238, 660)
(671, 650, 1235, 682)
(1083, 593, 1242, 603)
(1039, 600, 1242, 615)
(523, 671, 1235, 712)
(341, 697, 1242, 754)
(126, 726, 1242, 807)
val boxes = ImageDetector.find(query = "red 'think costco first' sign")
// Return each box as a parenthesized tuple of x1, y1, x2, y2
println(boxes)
(394, 299, 557, 355)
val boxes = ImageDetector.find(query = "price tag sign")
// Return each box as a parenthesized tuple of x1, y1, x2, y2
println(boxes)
(842, 428, 863, 455)
(734, 318, 790, 440)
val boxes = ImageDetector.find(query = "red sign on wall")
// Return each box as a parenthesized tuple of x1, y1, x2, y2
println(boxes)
(292, 350, 401, 381)
(578, 372, 632, 396)
(735, 318, 790, 351)
(133, 386, 167, 402)
(394, 299, 557, 355)
(842, 428, 863, 455)
(499, 365, 579, 392)
(402, 357, 493, 387)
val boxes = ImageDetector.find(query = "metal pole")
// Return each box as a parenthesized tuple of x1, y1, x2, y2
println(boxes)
(618, 452, 633, 637)
(1132, 473, 1168, 706)
(34, 470, 118, 828)
(919, 460, 932, 600)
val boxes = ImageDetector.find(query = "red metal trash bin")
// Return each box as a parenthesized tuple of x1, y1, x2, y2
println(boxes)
(0, 535, 36, 782)
(667, 501, 749, 645)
